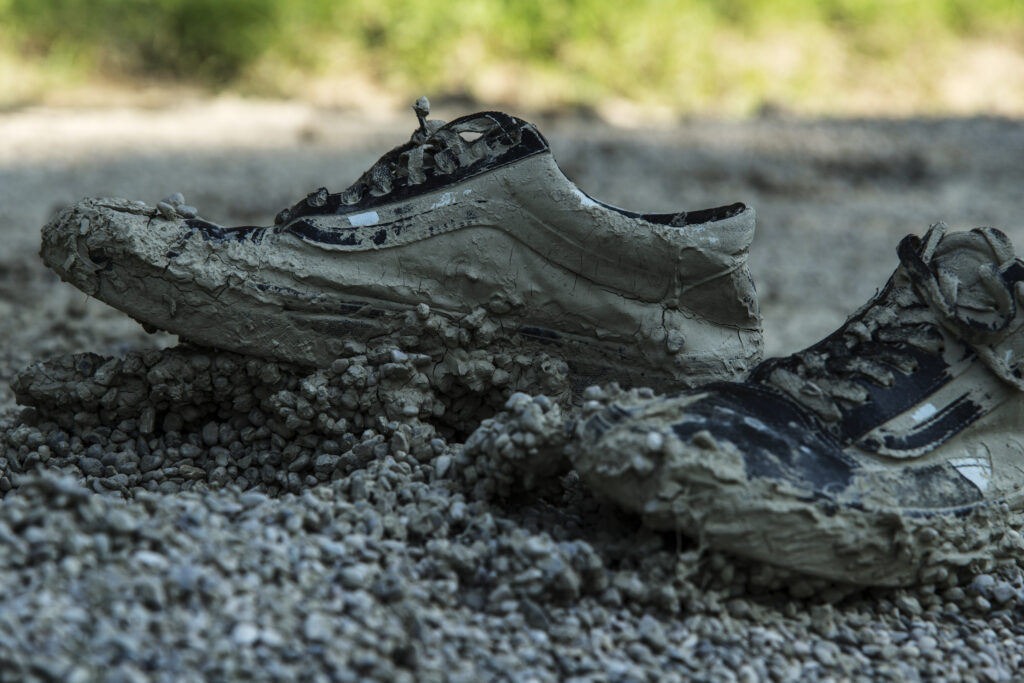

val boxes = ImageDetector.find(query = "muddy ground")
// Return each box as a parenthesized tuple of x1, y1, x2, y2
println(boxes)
(1, 100, 1023, 680)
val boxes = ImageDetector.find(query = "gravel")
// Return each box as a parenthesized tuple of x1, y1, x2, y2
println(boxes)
(2, 101, 1024, 680)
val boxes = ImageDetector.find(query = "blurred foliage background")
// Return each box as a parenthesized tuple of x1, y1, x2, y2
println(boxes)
(1, 0, 1022, 117)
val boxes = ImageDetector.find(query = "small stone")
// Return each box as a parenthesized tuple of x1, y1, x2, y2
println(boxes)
(139, 406, 155, 435)
(201, 422, 219, 447)
(970, 574, 996, 595)
(78, 456, 103, 477)
(303, 612, 333, 642)
(162, 412, 184, 433)
(339, 564, 372, 590)
(434, 454, 452, 478)
(260, 628, 284, 648)
(314, 454, 340, 474)
(917, 635, 938, 655)
(520, 599, 549, 631)
(813, 641, 838, 666)
(139, 454, 164, 473)
(232, 622, 260, 646)
(896, 594, 922, 616)
(133, 550, 168, 570)
(638, 615, 667, 652)
(991, 581, 1016, 604)
(106, 509, 138, 533)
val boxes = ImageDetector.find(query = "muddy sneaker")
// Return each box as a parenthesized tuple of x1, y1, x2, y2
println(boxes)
(39, 97, 761, 396)
(573, 224, 1024, 585)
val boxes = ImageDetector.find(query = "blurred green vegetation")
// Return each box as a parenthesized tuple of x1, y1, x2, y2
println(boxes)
(1, 0, 1022, 114)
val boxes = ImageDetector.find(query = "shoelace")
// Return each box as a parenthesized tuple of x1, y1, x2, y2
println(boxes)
(754, 226, 1018, 426)
(275, 97, 522, 225)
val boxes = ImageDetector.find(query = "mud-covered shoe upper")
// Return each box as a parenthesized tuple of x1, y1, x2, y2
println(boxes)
(581, 224, 1024, 512)
(39, 98, 762, 381)
(273, 101, 548, 227)
(752, 224, 1024, 462)
(173, 97, 757, 310)
(573, 224, 1024, 584)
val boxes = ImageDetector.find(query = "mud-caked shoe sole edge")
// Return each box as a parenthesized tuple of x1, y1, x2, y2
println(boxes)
(572, 388, 1024, 586)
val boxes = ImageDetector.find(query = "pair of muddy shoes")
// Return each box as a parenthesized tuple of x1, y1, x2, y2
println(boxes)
(41, 98, 1024, 585)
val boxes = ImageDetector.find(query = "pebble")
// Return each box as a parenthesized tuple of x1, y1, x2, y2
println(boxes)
(303, 612, 333, 642)
(971, 574, 996, 595)
(232, 622, 261, 646)
(896, 595, 923, 617)
(339, 564, 373, 589)
(813, 641, 839, 666)
(77, 456, 103, 477)
(434, 454, 452, 478)
(991, 581, 1016, 604)
(201, 422, 219, 446)
(917, 635, 938, 655)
